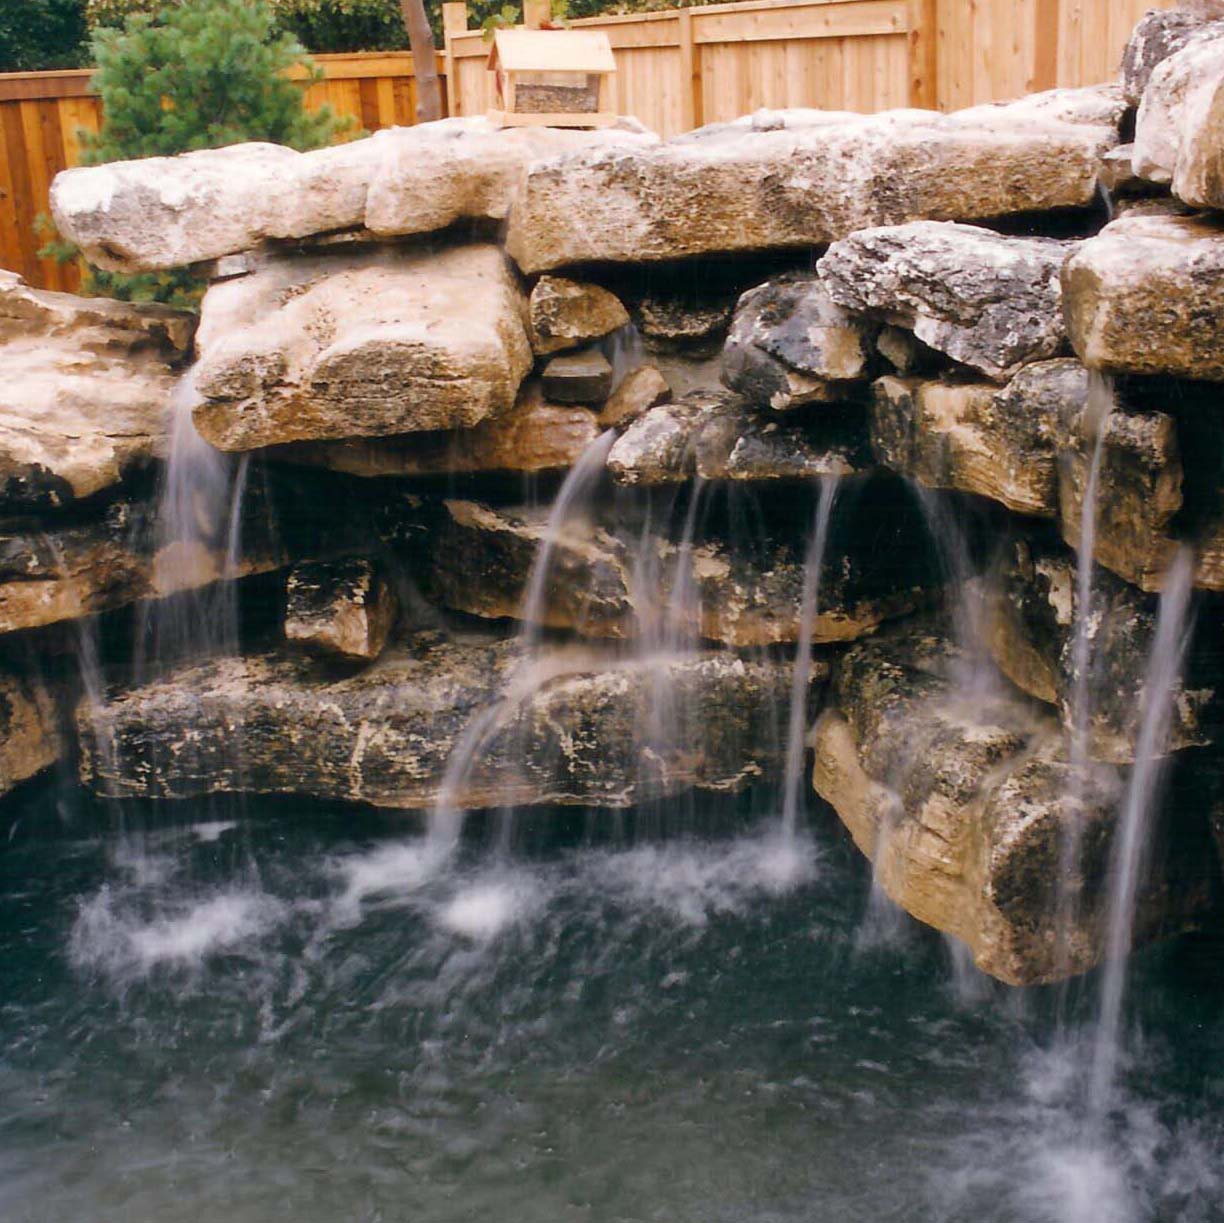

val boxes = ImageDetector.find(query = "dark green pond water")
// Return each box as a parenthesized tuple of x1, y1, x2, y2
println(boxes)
(2, 785, 1222, 1223)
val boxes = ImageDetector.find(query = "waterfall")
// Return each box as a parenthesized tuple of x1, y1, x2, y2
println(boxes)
(780, 475, 839, 839)
(1089, 545, 1196, 1115)
(1056, 371, 1115, 982)
(430, 428, 618, 850)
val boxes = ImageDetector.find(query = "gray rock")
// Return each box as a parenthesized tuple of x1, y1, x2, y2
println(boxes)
(0, 272, 194, 510)
(721, 274, 876, 410)
(285, 557, 397, 664)
(819, 222, 1073, 380)
(504, 93, 1119, 272)
(541, 348, 615, 404)
(77, 631, 816, 811)
(192, 245, 533, 451)
(1121, 8, 1224, 105)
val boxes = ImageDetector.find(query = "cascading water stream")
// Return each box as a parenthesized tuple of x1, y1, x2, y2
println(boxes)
(1056, 372, 1115, 984)
(780, 475, 839, 840)
(430, 428, 618, 852)
(1088, 545, 1196, 1116)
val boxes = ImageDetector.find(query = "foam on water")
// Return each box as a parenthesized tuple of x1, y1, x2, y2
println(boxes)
(437, 876, 539, 941)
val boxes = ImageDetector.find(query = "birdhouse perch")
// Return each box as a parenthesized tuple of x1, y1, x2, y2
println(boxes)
(487, 29, 617, 129)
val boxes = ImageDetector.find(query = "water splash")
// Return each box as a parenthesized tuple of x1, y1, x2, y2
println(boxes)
(1089, 545, 1196, 1115)
(780, 476, 839, 839)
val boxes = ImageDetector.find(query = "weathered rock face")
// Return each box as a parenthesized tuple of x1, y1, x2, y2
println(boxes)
(77, 631, 816, 810)
(275, 382, 602, 479)
(49, 119, 657, 274)
(427, 492, 933, 647)
(529, 277, 630, 355)
(633, 293, 735, 355)
(284, 557, 397, 664)
(1133, 31, 1224, 206)
(606, 391, 871, 485)
(1063, 213, 1224, 381)
(504, 93, 1119, 273)
(192, 245, 533, 450)
(986, 538, 1222, 761)
(721, 274, 876, 410)
(0, 665, 65, 796)
(598, 365, 671, 428)
(541, 348, 615, 404)
(811, 625, 1206, 985)
(870, 360, 1085, 518)
(0, 272, 194, 509)
(1122, 8, 1224, 105)
(819, 223, 1073, 380)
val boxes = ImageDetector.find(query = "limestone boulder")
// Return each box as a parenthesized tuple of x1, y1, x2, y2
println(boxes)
(598, 365, 671, 428)
(275, 382, 602, 478)
(284, 557, 397, 664)
(721, 274, 876, 410)
(0, 273, 194, 509)
(50, 119, 657, 274)
(1122, 8, 1224, 105)
(819, 223, 1073, 380)
(504, 93, 1118, 273)
(77, 631, 814, 811)
(1132, 32, 1224, 205)
(529, 277, 629, 355)
(606, 391, 871, 486)
(870, 360, 1085, 518)
(0, 665, 65, 797)
(1063, 213, 1224, 382)
(812, 625, 1207, 985)
(192, 245, 533, 450)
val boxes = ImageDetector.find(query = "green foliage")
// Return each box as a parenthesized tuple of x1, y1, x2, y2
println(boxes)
(0, 0, 89, 72)
(43, 0, 351, 306)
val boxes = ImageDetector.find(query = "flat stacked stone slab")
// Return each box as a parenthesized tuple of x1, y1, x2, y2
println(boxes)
(528, 277, 629, 356)
(77, 631, 817, 810)
(192, 245, 533, 451)
(284, 557, 397, 664)
(0, 272, 194, 509)
(49, 118, 657, 274)
(505, 90, 1122, 272)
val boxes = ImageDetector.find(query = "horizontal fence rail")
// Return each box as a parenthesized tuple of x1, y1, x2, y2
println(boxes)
(0, 0, 1176, 292)
(0, 51, 446, 293)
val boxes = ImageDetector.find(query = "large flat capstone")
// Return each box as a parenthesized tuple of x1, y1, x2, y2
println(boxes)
(504, 90, 1121, 273)
(192, 245, 533, 450)
(49, 118, 657, 274)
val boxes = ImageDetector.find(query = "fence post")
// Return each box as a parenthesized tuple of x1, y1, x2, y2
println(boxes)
(1031, 0, 1061, 92)
(906, 0, 939, 109)
(678, 7, 703, 133)
(442, 2, 467, 118)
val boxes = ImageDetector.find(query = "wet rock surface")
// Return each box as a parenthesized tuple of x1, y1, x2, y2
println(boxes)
(504, 93, 1118, 272)
(78, 630, 817, 810)
(529, 277, 630, 356)
(819, 223, 1073, 380)
(0, 665, 64, 796)
(541, 349, 615, 405)
(192, 245, 533, 450)
(0, 272, 194, 509)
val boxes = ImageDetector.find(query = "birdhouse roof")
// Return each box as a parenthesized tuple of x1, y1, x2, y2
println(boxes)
(487, 29, 617, 74)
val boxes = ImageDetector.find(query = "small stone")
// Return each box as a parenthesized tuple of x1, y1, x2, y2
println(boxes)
(541, 348, 614, 404)
(598, 365, 671, 428)
(721, 273, 876, 410)
(634, 294, 735, 353)
(285, 557, 397, 664)
(529, 276, 630, 356)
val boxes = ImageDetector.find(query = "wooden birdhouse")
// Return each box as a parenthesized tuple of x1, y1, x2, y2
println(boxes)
(487, 29, 617, 129)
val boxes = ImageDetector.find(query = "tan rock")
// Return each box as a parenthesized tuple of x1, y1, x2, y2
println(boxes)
(285, 557, 397, 663)
(276, 382, 602, 478)
(598, 365, 671, 428)
(192, 245, 533, 451)
(529, 276, 629, 355)
(1063, 212, 1224, 380)
(505, 93, 1118, 272)
(0, 666, 64, 796)
(0, 272, 194, 508)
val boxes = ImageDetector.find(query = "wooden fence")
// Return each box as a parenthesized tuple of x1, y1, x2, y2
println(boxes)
(0, 0, 1178, 292)
(0, 51, 446, 292)
(444, 0, 1176, 136)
